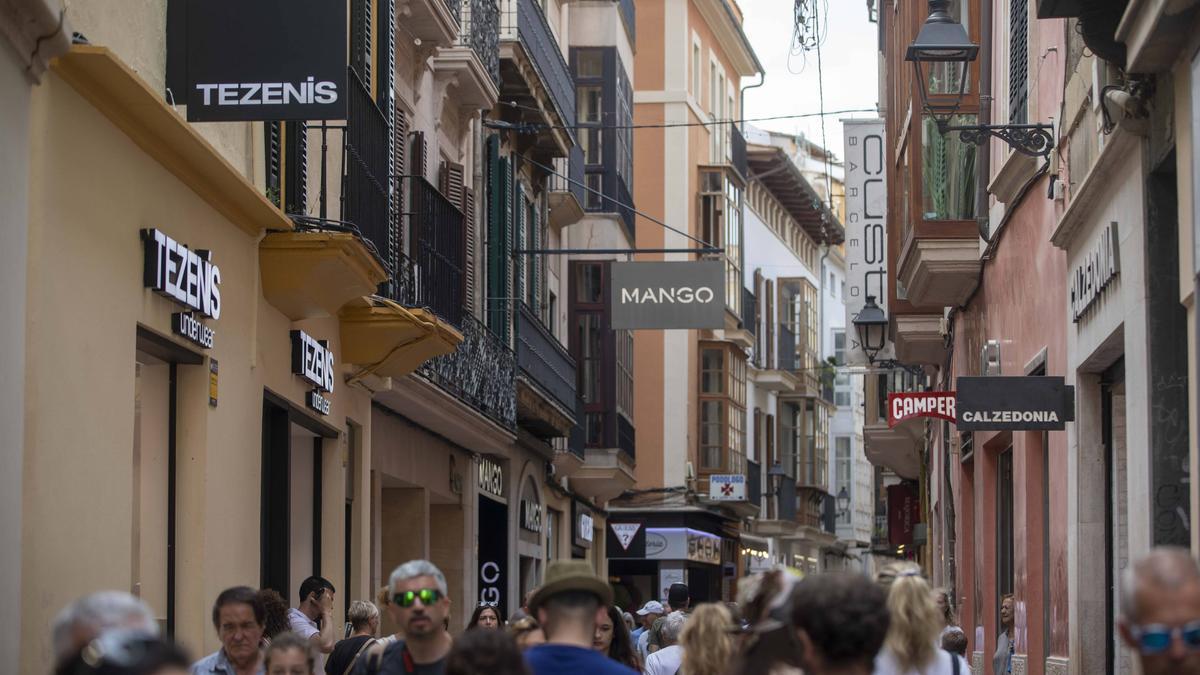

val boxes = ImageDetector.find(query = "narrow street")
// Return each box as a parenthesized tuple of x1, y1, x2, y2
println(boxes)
(3, 1, 1200, 674)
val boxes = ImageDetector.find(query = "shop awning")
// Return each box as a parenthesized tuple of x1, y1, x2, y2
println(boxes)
(339, 296, 463, 380)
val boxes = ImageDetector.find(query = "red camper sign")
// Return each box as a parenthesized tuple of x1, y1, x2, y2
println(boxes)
(888, 392, 956, 428)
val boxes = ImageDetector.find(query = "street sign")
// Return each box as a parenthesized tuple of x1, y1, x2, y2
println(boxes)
(843, 119, 893, 365)
(888, 392, 956, 427)
(708, 474, 746, 501)
(173, 0, 347, 122)
(956, 376, 1075, 431)
(610, 261, 725, 329)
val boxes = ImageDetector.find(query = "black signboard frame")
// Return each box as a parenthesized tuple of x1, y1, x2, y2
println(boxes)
(168, 0, 348, 122)
(955, 376, 1075, 431)
(477, 495, 508, 618)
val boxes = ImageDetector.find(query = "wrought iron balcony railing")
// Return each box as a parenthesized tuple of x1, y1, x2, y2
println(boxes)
(742, 287, 756, 334)
(500, 0, 576, 133)
(444, 0, 463, 24)
(517, 303, 578, 416)
(400, 176, 466, 329)
(419, 313, 517, 429)
(343, 68, 391, 273)
(459, 0, 500, 86)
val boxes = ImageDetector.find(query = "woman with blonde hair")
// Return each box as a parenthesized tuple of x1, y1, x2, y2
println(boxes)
(678, 603, 737, 675)
(873, 562, 969, 675)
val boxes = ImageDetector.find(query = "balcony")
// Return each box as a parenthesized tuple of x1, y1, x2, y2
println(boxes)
(433, 0, 500, 111)
(794, 486, 838, 546)
(343, 68, 391, 278)
(400, 0, 462, 47)
(260, 222, 389, 320)
(862, 373, 923, 479)
(516, 303, 578, 438)
(499, 0, 576, 158)
(556, 399, 636, 501)
(896, 229, 981, 308)
(777, 325, 822, 398)
(418, 313, 517, 429)
(395, 176, 467, 329)
(547, 145, 585, 228)
(892, 313, 947, 366)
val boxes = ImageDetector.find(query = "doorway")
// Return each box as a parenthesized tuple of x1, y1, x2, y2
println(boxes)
(261, 394, 336, 600)
(1102, 358, 1128, 675)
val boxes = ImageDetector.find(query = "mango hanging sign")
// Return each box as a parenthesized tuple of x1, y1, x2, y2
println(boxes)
(888, 392, 956, 428)
(611, 261, 726, 330)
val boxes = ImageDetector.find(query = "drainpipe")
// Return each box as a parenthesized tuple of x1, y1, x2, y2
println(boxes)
(976, 0, 993, 242)
(740, 72, 766, 131)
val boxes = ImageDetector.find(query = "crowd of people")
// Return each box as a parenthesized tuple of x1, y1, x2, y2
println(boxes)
(47, 546, 1200, 675)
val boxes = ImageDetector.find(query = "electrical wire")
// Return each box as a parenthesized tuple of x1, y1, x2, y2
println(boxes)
(492, 106, 878, 132)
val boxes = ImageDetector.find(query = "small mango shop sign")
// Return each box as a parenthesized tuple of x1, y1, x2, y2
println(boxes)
(887, 377, 1075, 431)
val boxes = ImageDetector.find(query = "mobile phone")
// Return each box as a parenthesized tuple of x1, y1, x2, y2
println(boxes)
(344, 622, 353, 638)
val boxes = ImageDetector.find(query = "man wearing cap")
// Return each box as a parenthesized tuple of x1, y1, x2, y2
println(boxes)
(632, 600, 663, 660)
(525, 560, 639, 675)
(647, 583, 690, 654)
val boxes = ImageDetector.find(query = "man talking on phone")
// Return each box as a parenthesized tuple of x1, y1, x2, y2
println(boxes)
(290, 576, 338, 672)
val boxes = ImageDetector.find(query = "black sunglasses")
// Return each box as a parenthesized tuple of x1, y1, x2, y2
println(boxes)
(393, 588, 443, 608)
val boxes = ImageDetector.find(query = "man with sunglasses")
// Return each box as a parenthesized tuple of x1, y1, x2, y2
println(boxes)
(1118, 547, 1200, 675)
(354, 560, 453, 675)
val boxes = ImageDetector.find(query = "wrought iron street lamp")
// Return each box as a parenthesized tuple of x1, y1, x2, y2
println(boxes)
(906, 0, 1054, 158)
(852, 295, 889, 365)
(836, 486, 851, 519)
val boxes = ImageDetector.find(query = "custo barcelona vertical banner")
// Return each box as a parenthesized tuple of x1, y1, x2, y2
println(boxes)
(842, 119, 893, 365)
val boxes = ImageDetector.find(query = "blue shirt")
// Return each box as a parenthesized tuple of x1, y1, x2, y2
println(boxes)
(525, 644, 639, 675)
(191, 649, 264, 675)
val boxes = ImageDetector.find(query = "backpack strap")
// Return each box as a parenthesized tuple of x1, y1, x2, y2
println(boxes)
(342, 638, 377, 675)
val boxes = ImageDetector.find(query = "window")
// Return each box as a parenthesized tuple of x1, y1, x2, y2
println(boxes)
(1009, 0, 1028, 124)
(922, 115, 977, 221)
(692, 40, 702, 98)
(998, 446, 1015, 601)
(834, 330, 850, 407)
(780, 400, 828, 489)
(835, 437, 852, 524)
(829, 271, 836, 297)
(700, 169, 743, 316)
(569, 262, 634, 451)
(572, 47, 632, 219)
(577, 49, 603, 78)
(778, 279, 819, 390)
(699, 343, 747, 473)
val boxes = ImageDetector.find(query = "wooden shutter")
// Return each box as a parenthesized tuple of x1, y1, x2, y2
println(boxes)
(514, 184, 526, 309)
(284, 121, 307, 214)
(439, 161, 465, 206)
(1008, 0, 1028, 124)
(351, 0, 372, 85)
(766, 279, 776, 370)
(531, 200, 542, 314)
(463, 187, 477, 317)
(410, 131, 427, 182)
(264, 121, 282, 207)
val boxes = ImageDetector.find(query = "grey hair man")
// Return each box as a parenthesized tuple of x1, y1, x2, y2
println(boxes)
(643, 611, 687, 675)
(1118, 547, 1200, 675)
(51, 591, 159, 665)
(354, 560, 452, 675)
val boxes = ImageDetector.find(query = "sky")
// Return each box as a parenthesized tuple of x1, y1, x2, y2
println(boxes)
(738, 0, 881, 156)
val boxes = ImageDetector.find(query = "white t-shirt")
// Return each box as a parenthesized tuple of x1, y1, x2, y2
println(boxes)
(288, 607, 327, 673)
(643, 645, 683, 675)
(873, 646, 969, 675)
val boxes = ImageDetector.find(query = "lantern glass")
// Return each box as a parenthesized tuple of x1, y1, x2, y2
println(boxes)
(853, 295, 889, 362)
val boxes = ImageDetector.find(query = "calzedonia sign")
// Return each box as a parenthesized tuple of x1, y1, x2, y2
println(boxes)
(171, 0, 347, 122)
(142, 229, 220, 349)
(611, 261, 725, 330)
(955, 376, 1075, 431)
(290, 330, 335, 415)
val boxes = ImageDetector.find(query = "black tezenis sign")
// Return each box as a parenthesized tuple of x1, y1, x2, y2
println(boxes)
(956, 376, 1075, 431)
(170, 0, 347, 122)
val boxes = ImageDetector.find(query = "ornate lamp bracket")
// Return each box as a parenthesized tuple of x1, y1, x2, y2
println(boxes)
(937, 120, 1056, 159)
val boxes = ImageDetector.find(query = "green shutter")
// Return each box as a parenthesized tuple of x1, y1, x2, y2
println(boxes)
(487, 136, 503, 338)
